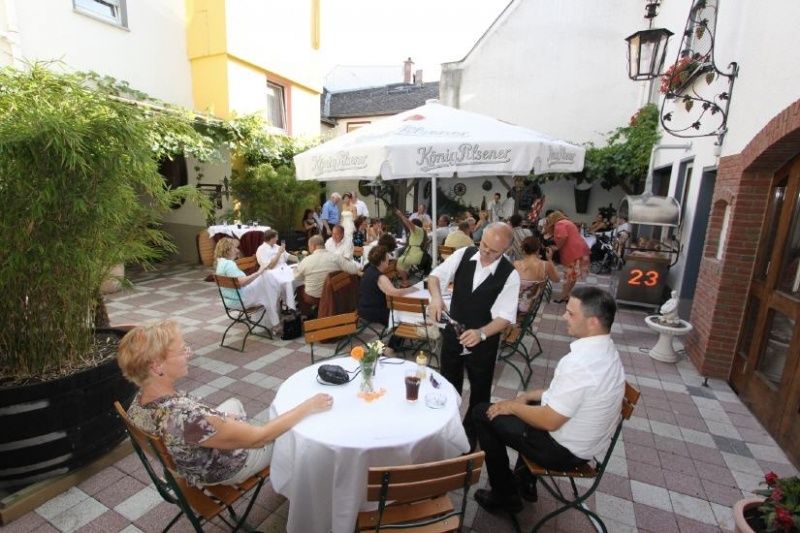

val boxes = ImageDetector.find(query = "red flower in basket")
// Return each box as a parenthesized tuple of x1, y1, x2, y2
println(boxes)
(765, 471, 779, 487)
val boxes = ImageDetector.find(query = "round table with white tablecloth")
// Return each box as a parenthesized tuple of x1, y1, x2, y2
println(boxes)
(207, 224, 270, 239)
(269, 359, 469, 533)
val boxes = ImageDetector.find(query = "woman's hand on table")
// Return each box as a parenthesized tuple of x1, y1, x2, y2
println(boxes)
(302, 393, 334, 414)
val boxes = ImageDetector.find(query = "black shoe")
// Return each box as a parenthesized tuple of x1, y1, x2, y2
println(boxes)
(473, 489, 523, 514)
(515, 473, 538, 502)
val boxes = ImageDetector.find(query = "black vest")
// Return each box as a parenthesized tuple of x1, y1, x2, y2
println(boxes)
(450, 247, 514, 330)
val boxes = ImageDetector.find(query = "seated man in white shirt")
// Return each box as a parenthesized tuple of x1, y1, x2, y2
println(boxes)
(324, 225, 353, 259)
(256, 229, 297, 309)
(472, 286, 625, 514)
(255, 230, 296, 269)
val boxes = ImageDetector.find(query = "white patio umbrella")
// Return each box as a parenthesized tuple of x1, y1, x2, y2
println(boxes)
(294, 100, 585, 265)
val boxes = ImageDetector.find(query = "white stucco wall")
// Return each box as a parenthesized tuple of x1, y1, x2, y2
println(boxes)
(648, 0, 800, 303)
(440, 0, 644, 147)
(440, 0, 800, 311)
(1, 0, 193, 107)
(291, 85, 325, 138)
(225, 0, 321, 93)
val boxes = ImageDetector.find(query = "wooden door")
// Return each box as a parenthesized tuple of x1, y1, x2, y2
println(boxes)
(731, 155, 800, 462)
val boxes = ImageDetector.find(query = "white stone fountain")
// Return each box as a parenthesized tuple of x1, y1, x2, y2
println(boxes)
(645, 291, 693, 363)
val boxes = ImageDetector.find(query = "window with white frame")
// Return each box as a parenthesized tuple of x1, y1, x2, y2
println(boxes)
(73, 0, 127, 27)
(266, 81, 286, 130)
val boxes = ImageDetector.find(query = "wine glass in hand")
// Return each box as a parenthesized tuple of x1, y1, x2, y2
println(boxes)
(444, 310, 471, 355)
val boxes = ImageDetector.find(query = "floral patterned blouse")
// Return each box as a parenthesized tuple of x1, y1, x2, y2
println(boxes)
(127, 391, 248, 486)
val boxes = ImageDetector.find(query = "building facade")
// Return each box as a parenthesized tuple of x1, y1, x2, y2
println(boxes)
(0, 0, 323, 261)
(440, 0, 800, 462)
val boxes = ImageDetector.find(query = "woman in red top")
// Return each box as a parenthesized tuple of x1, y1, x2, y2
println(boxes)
(545, 211, 590, 303)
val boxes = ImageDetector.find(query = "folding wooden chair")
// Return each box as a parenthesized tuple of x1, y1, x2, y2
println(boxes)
(386, 295, 438, 365)
(113, 402, 269, 533)
(238, 230, 265, 258)
(438, 244, 455, 263)
(498, 287, 545, 388)
(356, 451, 485, 533)
(213, 275, 272, 352)
(514, 383, 641, 533)
(235, 255, 259, 275)
(303, 311, 364, 364)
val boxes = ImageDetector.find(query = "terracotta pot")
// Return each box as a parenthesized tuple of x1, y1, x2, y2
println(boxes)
(733, 497, 764, 533)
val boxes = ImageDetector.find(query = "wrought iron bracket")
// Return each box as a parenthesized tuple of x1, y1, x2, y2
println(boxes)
(659, 0, 738, 144)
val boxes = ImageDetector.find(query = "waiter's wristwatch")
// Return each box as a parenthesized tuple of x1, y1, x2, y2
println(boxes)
(479, 329, 487, 342)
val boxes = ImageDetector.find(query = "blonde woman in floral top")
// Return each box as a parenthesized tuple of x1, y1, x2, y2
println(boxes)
(118, 320, 333, 487)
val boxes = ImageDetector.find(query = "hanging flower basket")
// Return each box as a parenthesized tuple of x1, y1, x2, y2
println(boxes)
(660, 56, 711, 95)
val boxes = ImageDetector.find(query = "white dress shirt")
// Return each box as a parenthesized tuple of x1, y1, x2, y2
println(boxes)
(325, 237, 353, 259)
(541, 334, 625, 460)
(256, 242, 288, 268)
(409, 212, 432, 226)
(429, 246, 520, 324)
(354, 199, 369, 218)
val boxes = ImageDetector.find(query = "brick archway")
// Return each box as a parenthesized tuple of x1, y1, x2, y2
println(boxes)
(687, 100, 800, 377)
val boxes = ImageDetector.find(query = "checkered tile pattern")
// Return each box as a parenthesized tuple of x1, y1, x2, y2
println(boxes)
(4, 263, 795, 532)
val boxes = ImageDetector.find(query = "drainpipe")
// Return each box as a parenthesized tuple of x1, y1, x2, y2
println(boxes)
(645, 143, 693, 192)
(0, 0, 21, 65)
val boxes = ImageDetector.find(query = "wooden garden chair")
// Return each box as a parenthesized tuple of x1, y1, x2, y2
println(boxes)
(513, 383, 641, 533)
(356, 451, 485, 532)
(386, 295, 438, 365)
(114, 402, 269, 533)
(213, 274, 272, 352)
(303, 311, 364, 364)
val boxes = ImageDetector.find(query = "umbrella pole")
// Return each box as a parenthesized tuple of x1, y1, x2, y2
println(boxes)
(431, 176, 438, 268)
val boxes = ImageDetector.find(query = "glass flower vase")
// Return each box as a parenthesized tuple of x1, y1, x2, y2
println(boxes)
(360, 360, 376, 393)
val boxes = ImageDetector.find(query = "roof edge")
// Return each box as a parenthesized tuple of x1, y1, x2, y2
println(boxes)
(441, 0, 519, 69)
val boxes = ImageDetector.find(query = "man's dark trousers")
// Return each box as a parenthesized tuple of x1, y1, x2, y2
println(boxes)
(441, 325, 500, 448)
(472, 402, 585, 498)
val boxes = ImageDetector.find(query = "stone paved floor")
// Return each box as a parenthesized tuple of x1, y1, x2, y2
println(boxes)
(3, 263, 797, 533)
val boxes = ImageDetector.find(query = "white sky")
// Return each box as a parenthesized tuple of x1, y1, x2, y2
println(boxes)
(320, 0, 510, 79)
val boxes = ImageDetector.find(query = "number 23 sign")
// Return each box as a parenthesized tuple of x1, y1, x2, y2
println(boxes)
(627, 268, 660, 287)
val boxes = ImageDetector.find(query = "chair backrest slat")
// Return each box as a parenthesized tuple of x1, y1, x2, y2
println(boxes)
(214, 275, 243, 290)
(303, 311, 358, 343)
(305, 323, 357, 343)
(387, 296, 428, 315)
(235, 255, 258, 274)
(367, 470, 482, 502)
(366, 452, 484, 502)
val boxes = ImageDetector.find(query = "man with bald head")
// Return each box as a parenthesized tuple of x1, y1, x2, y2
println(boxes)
(428, 222, 520, 450)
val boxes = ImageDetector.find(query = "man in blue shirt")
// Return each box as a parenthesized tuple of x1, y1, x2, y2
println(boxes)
(320, 192, 341, 238)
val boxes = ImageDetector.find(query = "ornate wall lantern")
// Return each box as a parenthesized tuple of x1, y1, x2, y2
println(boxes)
(625, 1, 673, 81)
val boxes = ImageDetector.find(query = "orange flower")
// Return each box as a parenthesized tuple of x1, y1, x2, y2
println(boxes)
(351, 346, 365, 361)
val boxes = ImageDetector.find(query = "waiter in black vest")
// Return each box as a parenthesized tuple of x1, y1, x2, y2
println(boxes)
(428, 222, 520, 449)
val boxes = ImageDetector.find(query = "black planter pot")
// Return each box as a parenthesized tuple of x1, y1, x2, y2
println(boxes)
(0, 327, 136, 489)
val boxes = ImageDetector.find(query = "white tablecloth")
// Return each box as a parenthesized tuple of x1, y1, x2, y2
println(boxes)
(270, 359, 469, 533)
(266, 264, 297, 309)
(386, 282, 451, 329)
(207, 224, 270, 239)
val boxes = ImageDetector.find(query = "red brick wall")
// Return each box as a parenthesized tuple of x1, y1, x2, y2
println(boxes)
(688, 100, 800, 377)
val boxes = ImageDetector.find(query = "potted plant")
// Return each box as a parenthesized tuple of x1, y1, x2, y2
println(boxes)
(0, 64, 215, 489)
(734, 471, 800, 532)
